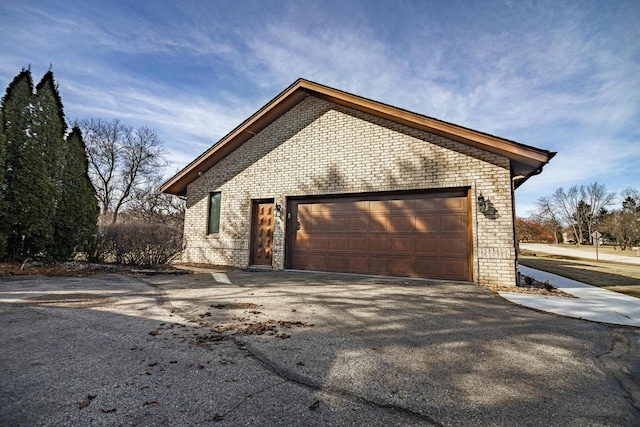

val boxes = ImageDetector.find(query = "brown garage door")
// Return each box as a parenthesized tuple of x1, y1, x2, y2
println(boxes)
(287, 189, 471, 281)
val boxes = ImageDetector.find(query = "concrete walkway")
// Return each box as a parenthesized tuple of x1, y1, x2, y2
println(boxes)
(499, 266, 640, 327)
(520, 243, 640, 265)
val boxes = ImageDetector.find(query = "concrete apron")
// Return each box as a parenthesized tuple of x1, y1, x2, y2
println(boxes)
(499, 266, 640, 327)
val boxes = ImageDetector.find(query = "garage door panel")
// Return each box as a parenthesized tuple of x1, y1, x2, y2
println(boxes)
(415, 198, 440, 211)
(348, 236, 368, 251)
(292, 253, 327, 271)
(328, 255, 347, 271)
(349, 216, 369, 231)
(441, 214, 467, 231)
(312, 217, 330, 231)
(442, 197, 466, 211)
(329, 236, 348, 251)
(351, 201, 369, 212)
(440, 237, 469, 255)
(298, 204, 313, 215)
(370, 215, 389, 231)
(441, 259, 469, 280)
(328, 202, 348, 212)
(348, 256, 369, 273)
(306, 254, 328, 270)
(330, 217, 348, 231)
(391, 215, 414, 232)
(415, 258, 439, 277)
(389, 257, 414, 276)
(369, 257, 389, 274)
(369, 200, 389, 212)
(299, 235, 328, 250)
(415, 215, 438, 232)
(369, 236, 391, 252)
(390, 199, 416, 211)
(415, 237, 438, 255)
(391, 236, 415, 253)
(311, 203, 331, 216)
(289, 190, 470, 281)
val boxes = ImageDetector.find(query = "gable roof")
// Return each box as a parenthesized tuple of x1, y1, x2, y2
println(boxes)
(161, 78, 555, 196)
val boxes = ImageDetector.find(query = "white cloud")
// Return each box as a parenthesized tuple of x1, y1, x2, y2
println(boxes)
(1, 0, 637, 203)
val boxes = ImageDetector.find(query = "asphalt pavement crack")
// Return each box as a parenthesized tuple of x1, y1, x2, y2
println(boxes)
(599, 327, 640, 412)
(204, 378, 288, 423)
(147, 280, 442, 425)
(240, 338, 443, 426)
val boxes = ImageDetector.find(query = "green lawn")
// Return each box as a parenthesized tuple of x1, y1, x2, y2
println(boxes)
(519, 254, 640, 299)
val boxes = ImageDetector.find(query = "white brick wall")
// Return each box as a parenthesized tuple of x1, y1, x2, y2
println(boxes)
(183, 96, 517, 286)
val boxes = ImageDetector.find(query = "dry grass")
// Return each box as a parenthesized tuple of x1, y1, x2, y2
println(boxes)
(519, 254, 640, 299)
(543, 244, 640, 257)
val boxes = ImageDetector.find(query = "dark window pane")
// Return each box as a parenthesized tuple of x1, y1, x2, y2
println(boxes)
(208, 192, 221, 234)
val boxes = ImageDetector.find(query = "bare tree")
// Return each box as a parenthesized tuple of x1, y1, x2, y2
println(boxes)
(584, 182, 615, 241)
(602, 187, 640, 249)
(533, 196, 562, 244)
(550, 186, 586, 245)
(127, 175, 185, 228)
(78, 118, 167, 223)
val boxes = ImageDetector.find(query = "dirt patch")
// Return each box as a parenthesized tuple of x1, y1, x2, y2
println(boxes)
(487, 274, 576, 298)
(0, 261, 184, 277)
(214, 318, 313, 338)
(26, 293, 115, 307)
(211, 302, 262, 310)
(488, 285, 574, 298)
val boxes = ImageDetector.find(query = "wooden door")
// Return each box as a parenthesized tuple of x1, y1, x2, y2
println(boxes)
(251, 201, 274, 266)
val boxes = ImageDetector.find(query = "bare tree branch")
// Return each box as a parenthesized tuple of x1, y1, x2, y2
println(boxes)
(78, 118, 167, 223)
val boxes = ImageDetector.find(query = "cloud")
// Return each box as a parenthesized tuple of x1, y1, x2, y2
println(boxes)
(1, 0, 637, 209)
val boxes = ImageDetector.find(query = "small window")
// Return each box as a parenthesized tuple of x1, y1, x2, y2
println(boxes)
(208, 192, 221, 234)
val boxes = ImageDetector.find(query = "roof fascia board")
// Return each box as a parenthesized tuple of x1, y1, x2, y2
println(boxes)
(299, 80, 551, 167)
(160, 81, 309, 195)
(161, 78, 554, 195)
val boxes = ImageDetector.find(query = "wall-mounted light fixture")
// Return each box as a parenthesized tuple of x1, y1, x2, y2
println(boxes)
(477, 193, 488, 214)
(275, 203, 282, 218)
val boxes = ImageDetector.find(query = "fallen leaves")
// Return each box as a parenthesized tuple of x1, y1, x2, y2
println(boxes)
(214, 319, 312, 337)
(79, 394, 96, 409)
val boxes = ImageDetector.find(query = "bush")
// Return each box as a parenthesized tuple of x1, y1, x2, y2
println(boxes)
(95, 221, 183, 266)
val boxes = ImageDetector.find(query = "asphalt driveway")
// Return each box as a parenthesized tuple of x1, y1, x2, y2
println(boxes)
(1, 271, 638, 426)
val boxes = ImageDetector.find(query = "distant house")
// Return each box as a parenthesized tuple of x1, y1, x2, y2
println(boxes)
(161, 79, 554, 286)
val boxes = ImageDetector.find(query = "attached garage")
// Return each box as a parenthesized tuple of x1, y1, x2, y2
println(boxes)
(288, 189, 471, 281)
(160, 78, 555, 287)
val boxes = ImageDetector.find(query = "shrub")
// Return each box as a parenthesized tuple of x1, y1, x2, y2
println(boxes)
(95, 221, 183, 266)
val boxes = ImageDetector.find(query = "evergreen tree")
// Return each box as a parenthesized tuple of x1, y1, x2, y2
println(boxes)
(1, 69, 45, 258)
(0, 108, 6, 258)
(52, 127, 98, 259)
(34, 71, 67, 256)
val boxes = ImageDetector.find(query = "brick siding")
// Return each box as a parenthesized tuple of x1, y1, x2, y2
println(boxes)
(183, 96, 517, 286)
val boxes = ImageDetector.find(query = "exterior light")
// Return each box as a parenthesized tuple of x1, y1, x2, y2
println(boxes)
(477, 193, 488, 213)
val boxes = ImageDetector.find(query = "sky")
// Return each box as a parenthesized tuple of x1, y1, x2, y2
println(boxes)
(1, 0, 638, 217)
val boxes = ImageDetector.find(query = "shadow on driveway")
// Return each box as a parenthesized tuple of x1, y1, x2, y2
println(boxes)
(147, 270, 640, 426)
(1, 271, 638, 426)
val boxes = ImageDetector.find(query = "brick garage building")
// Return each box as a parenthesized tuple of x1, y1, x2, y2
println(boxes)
(161, 79, 554, 286)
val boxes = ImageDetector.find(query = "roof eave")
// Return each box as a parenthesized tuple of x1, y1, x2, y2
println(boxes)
(160, 78, 555, 196)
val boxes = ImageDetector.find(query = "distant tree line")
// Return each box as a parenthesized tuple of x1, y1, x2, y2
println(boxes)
(518, 182, 640, 249)
(0, 68, 183, 264)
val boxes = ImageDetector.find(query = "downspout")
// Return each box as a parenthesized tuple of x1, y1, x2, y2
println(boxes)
(474, 181, 481, 285)
(510, 165, 526, 286)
